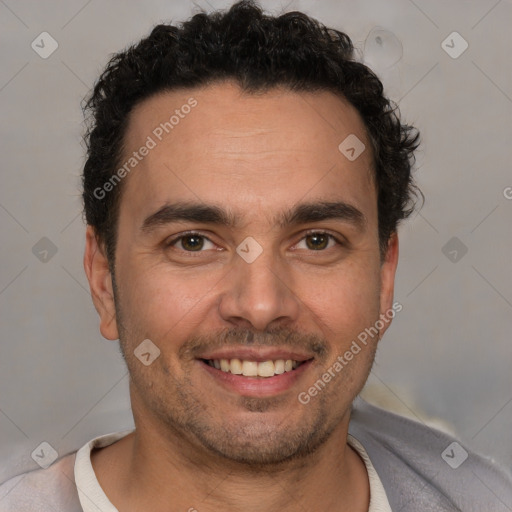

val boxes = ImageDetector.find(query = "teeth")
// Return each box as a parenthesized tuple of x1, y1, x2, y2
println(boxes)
(257, 360, 275, 377)
(206, 358, 302, 377)
(274, 360, 285, 374)
(242, 360, 258, 376)
(230, 358, 243, 374)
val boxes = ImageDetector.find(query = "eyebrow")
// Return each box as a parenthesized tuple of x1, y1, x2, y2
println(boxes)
(141, 200, 367, 233)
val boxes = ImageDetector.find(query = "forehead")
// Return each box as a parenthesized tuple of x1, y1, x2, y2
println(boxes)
(119, 81, 376, 228)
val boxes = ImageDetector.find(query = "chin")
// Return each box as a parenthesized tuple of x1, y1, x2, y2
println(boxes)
(184, 407, 335, 467)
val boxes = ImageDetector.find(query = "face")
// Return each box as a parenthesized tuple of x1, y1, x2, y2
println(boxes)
(85, 81, 398, 466)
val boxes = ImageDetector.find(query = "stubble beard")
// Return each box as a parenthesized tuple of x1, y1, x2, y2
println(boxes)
(112, 275, 376, 469)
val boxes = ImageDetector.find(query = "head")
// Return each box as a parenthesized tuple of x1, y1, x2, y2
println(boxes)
(83, 1, 421, 467)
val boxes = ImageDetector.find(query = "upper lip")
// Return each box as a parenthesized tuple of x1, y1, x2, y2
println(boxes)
(197, 347, 315, 363)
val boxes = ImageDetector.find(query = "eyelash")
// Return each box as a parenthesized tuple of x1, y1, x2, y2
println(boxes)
(165, 230, 344, 254)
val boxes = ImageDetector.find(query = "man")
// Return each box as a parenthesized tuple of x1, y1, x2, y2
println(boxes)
(1, 1, 511, 511)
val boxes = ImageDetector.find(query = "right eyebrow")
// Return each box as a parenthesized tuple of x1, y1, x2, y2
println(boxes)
(141, 203, 236, 233)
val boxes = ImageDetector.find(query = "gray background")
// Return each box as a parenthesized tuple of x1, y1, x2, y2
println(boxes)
(1, 0, 511, 483)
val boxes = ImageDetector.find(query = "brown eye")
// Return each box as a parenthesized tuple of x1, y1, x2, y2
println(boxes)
(167, 233, 215, 252)
(180, 235, 205, 251)
(304, 233, 331, 250)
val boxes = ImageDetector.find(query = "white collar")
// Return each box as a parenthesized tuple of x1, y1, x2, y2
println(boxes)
(74, 430, 391, 511)
(347, 434, 392, 512)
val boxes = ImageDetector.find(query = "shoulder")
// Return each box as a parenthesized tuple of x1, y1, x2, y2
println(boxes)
(0, 452, 82, 512)
(349, 398, 512, 512)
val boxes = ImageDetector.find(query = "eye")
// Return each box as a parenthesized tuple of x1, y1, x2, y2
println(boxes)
(295, 231, 342, 251)
(165, 230, 343, 255)
(167, 232, 216, 252)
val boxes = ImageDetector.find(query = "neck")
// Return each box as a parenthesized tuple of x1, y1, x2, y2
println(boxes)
(92, 410, 369, 512)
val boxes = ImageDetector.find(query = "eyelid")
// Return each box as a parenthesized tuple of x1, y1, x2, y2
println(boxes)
(165, 230, 216, 249)
(294, 229, 345, 249)
(165, 229, 345, 252)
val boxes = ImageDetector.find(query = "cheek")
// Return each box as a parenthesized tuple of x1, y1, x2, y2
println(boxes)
(296, 259, 382, 341)
(116, 257, 226, 340)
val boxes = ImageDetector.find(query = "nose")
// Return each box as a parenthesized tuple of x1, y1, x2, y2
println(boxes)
(217, 247, 301, 332)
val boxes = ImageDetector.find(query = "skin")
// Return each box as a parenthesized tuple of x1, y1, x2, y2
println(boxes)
(84, 81, 399, 512)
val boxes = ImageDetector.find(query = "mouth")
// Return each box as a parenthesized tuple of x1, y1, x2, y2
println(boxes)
(201, 358, 308, 378)
(196, 352, 315, 397)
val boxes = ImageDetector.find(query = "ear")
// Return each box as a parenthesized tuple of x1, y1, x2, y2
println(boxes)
(83, 225, 119, 340)
(378, 232, 399, 339)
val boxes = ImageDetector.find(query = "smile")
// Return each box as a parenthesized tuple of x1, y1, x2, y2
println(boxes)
(202, 358, 305, 378)
(198, 356, 314, 397)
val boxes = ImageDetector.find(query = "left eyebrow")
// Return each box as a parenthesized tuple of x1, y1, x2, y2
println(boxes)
(141, 200, 367, 233)
(277, 200, 367, 231)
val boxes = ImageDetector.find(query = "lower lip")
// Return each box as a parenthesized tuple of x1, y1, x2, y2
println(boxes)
(198, 359, 313, 397)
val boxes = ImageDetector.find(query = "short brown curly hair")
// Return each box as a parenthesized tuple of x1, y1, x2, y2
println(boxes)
(82, 0, 422, 264)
